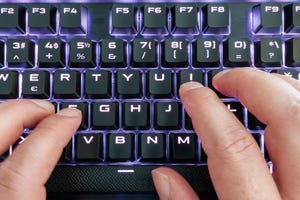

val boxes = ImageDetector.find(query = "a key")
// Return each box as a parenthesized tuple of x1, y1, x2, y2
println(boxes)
(172, 4, 199, 34)
(75, 134, 103, 162)
(28, 4, 56, 34)
(91, 102, 119, 130)
(38, 39, 65, 68)
(61, 102, 88, 130)
(202, 4, 230, 34)
(123, 102, 149, 129)
(224, 38, 251, 67)
(69, 39, 96, 68)
(53, 70, 81, 98)
(111, 4, 136, 34)
(116, 70, 141, 98)
(107, 133, 134, 161)
(132, 39, 157, 68)
(101, 39, 126, 68)
(139, 133, 165, 161)
(224, 102, 244, 124)
(285, 3, 300, 33)
(0, 70, 18, 98)
(255, 38, 282, 67)
(170, 133, 197, 161)
(147, 70, 173, 98)
(286, 38, 300, 67)
(22, 71, 50, 99)
(142, 4, 168, 34)
(193, 38, 220, 67)
(253, 3, 282, 34)
(162, 38, 188, 68)
(85, 70, 111, 98)
(0, 4, 26, 34)
(59, 141, 72, 162)
(155, 102, 181, 129)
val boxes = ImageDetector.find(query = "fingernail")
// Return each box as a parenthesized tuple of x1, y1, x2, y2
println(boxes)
(152, 169, 170, 200)
(213, 69, 231, 81)
(57, 108, 82, 117)
(30, 99, 54, 111)
(180, 81, 204, 93)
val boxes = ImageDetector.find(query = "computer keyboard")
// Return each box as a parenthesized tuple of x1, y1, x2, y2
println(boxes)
(0, 0, 299, 198)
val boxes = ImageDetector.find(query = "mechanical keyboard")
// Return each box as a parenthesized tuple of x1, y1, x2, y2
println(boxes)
(0, 0, 299, 199)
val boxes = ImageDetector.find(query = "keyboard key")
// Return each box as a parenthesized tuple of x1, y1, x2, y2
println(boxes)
(53, 70, 81, 98)
(170, 133, 197, 161)
(59, 140, 72, 162)
(59, 4, 87, 34)
(28, 4, 56, 34)
(92, 102, 119, 130)
(132, 39, 157, 68)
(142, 4, 168, 35)
(202, 4, 230, 34)
(101, 39, 126, 68)
(172, 4, 199, 34)
(69, 39, 96, 68)
(38, 39, 65, 68)
(0, 151, 9, 162)
(61, 102, 88, 130)
(116, 70, 141, 98)
(248, 112, 266, 130)
(111, 4, 136, 34)
(139, 133, 165, 161)
(155, 102, 181, 129)
(185, 112, 194, 130)
(75, 134, 103, 162)
(179, 70, 204, 86)
(107, 133, 134, 161)
(285, 3, 300, 33)
(224, 38, 251, 67)
(85, 70, 111, 98)
(193, 38, 220, 67)
(224, 102, 244, 124)
(255, 38, 282, 67)
(22, 71, 50, 99)
(207, 70, 228, 98)
(0, 41, 4, 67)
(163, 38, 188, 68)
(285, 38, 300, 67)
(252, 3, 282, 34)
(0, 5, 26, 34)
(148, 70, 173, 98)
(271, 69, 299, 79)
(123, 102, 149, 129)
(0, 70, 18, 98)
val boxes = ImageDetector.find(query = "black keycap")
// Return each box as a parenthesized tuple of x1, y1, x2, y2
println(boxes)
(132, 39, 157, 68)
(139, 133, 165, 161)
(170, 133, 197, 161)
(224, 38, 251, 67)
(155, 102, 180, 129)
(85, 70, 111, 98)
(6, 39, 35, 68)
(202, 4, 230, 34)
(224, 102, 244, 124)
(59, 4, 87, 34)
(172, 4, 198, 34)
(61, 102, 88, 130)
(253, 3, 282, 34)
(101, 39, 126, 68)
(285, 38, 300, 67)
(107, 133, 134, 161)
(271, 69, 299, 79)
(0, 70, 18, 98)
(0, 5, 26, 34)
(207, 70, 228, 98)
(117, 70, 141, 98)
(22, 71, 50, 99)
(69, 39, 96, 68)
(92, 102, 119, 130)
(248, 112, 266, 130)
(163, 38, 188, 68)
(38, 39, 65, 68)
(193, 38, 220, 67)
(0, 151, 9, 162)
(123, 102, 149, 129)
(142, 4, 168, 34)
(111, 4, 136, 34)
(285, 3, 300, 33)
(255, 38, 282, 67)
(185, 112, 194, 130)
(53, 70, 81, 98)
(178, 70, 204, 85)
(59, 140, 72, 162)
(75, 134, 103, 162)
(0, 41, 4, 67)
(148, 70, 173, 98)
(28, 4, 56, 34)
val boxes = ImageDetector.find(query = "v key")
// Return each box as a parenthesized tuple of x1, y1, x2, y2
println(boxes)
(76, 134, 103, 161)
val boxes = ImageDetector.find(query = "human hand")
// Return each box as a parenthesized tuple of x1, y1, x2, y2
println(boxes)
(0, 100, 81, 200)
(152, 68, 300, 200)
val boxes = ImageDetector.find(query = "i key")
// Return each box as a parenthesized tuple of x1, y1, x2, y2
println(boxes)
(0, 5, 26, 34)
(132, 39, 157, 68)
(69, 39, 96, 68)
(76, 134, 103, 162)
(22, 71, 50, 99)
(163, 38, 188, 68)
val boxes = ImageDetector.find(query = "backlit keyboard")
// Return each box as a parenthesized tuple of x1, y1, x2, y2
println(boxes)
(0, 0, 299, 198)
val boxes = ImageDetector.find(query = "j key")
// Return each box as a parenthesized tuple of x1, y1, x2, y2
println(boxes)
(92, 102, 119, 130)
(123, 102, 149, 129)
(285, 3, 300, 33)
(85, 70, 111, 98)
(107, 133, 134, 161)
(224, 38, 251, 67)
(170, 133, 197, 161)
(224, 102, 244, 124)
(155, 102, 180, 129)
(271, 69, 299, 79)
(148, 70, 173, 98)
(207, 70, 228, 98)
(59, 141, 72, 162)
(28, 4, 56, 34)
(59, 4, 87, 34)
(101, 39, 126, 68)
(38, 39, 65, 68)
(178, 70, 204, 85)
(111, 4, 136, 34)
(172, 4, 198, 34)
(69, 39, 96, 67)
(0, 5, 26, 34)
(163, 38, 188, 68)
(139, 133, 165, 161)
(248, 112, 266, 130)
(53, 70, 81, 98)
(75, 134, 103, 162)
(0, 71, 18, 98)
(6, 39, 35, 68)
(142, 4, 168, 34)
(132, 39, 157, 68)
(285, 38, 300, 67)
(202, 4, 230, 34)
(193, 38, 220, 67)
(61, 102, 88, 130)
(253, 3, 282, 34)
(117, 70, 141, 98)
(22, 71, 50, 99)
(255, 38, 282, 67)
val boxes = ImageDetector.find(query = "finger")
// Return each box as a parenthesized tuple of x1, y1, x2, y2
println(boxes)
(152, 167, 199, 200)
(179, 82, 281, 200)
(272, 73, 300, 92)
(213, 68, 300, 198)
(0, 108, 81, 197)
(0, 99, 54, 154)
